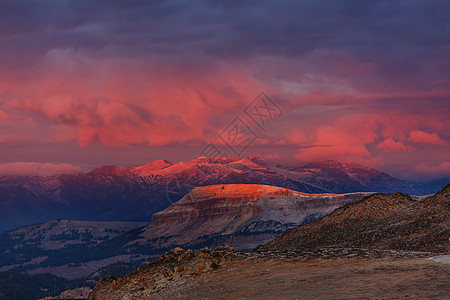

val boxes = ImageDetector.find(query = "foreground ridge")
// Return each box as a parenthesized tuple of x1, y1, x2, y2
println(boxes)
(88, 246, 446, 299)
(88, 247, 237, 299)
(258, 184, 450, 253)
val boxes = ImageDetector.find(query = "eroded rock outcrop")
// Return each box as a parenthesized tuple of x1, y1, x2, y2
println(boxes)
(134, 184, 368, 250)
(88, 247, 236, 299)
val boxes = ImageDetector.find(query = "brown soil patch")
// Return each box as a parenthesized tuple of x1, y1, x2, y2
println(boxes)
(151, 256, 449, 299)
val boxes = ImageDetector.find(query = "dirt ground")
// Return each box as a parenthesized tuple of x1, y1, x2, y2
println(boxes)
(152, 256, 449, 299)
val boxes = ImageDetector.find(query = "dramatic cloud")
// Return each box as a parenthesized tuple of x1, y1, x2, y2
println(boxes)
(408, 130, 447, 145)
(0, 0, 448, 178)
(376, 139, 412, 152)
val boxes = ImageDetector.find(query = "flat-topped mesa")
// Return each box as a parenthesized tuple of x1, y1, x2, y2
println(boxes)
(151, 184, 301, 225)
(150, 184, 283, 226)
(183, 184, 295, 201)
(140, 184, 368, 250)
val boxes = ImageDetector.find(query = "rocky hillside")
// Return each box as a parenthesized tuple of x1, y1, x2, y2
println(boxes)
(2, 219, 148, 251)
(87, 246, 449, 300)
(0, 155, 443, 233)
(88, 247, 238, 300)
(0, 220, 149, 279)
(132, 184, 368, 250)
(258, 184, 450, 253)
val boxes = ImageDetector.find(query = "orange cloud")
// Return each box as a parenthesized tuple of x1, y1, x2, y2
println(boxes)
(0, 109, 12, 121)
(292, 113, 383, 166)
(1, 50, 268, 147)
(408, 130, 447, 145)
(289, 109, 447, 168)
(0, 47, 448, 179)
(376, 138, 412, 152)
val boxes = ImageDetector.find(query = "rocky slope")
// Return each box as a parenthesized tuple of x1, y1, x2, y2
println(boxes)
(88, 246, 450, 300)
(134, 184, 368, 250)
(258, 184, 450, 253)
(42, 287, 93, 299)
(0, 156, 443, 232)
(88, 247, 238, 300)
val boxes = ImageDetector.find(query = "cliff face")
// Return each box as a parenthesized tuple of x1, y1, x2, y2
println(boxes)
(135, 184, 368, 250)
(259, 184, 450, 253)
(150, 184, 265, 227)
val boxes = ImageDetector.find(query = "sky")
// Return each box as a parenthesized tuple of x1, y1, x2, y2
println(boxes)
(0, 0, 449, 179)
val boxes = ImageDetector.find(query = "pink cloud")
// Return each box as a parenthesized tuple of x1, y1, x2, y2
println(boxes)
(0, 162, 89, 176)
(286, 107, 448, 168)
(2, 50, 267, 147)
(291, 113, 384, 166)
(0, 47, 448, 180)
(376, 138, 412, 152)
(413, 162, 450, 177)
(0, 109, 13, 121)
(408, 130, 447, 145)
(295, 144, 385, 167)
(432, 78, 450, 85)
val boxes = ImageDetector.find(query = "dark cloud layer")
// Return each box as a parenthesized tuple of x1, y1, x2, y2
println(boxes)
(0, 0, 449, 178)
(1, 1, 448, 58)
(0, 0, 447, 95)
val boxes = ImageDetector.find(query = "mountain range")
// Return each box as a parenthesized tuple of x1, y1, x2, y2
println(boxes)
(0, 156, 446, 232)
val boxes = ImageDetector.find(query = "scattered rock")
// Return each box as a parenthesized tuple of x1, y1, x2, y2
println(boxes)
(258, 184, 450, 253)
(88, 247, 236, 299)
(40, 286, 92, 299)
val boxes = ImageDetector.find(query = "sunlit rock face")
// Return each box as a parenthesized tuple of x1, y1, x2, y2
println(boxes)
(136, 184, 369, 250)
